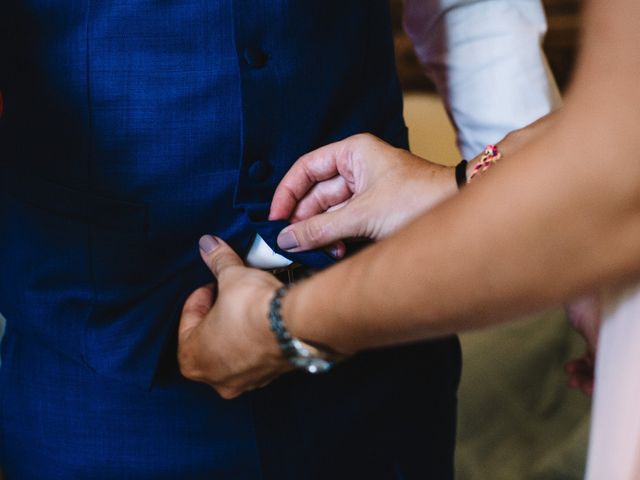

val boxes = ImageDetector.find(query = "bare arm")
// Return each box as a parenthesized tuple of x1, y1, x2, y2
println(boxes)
(283, 0, 640, 353)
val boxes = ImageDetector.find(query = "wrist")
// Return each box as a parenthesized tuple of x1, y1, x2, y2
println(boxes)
(465, 144, 502, 183)
(410, 161, 458, 209)
(253, 285, 288, 362)
(444, 165, 459, 197)
(285, 274, 361, 356)
(270, 281, 347, 372)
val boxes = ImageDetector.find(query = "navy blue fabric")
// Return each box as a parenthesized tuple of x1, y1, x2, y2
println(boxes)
(0, 1, 461, 478)
(250, 217, 337, 269)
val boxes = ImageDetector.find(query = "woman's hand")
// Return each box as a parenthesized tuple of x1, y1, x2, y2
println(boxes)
(269, 133, 457, 253)
(178, 235, 293, 399)
(564, 294, 601, 396)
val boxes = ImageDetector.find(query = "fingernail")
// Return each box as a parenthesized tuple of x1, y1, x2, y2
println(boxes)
(277, 230, 299, 250)
(199, 235, 219, 254)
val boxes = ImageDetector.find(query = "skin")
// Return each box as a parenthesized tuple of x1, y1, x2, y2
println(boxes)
(178, 0, 640, 399)
(564, 294, 601, 395)
(177, 128, 550, 399)
(269, 119, 598, 396)
(268, 115, 598, 396)
(178, 116, 597, 398)
(270, 112, 559, 255)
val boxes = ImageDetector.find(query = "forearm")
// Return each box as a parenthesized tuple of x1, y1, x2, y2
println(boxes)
(280, 0, 640, 355)
(287, 123, 640, 353)
(464, 110, 559, 178)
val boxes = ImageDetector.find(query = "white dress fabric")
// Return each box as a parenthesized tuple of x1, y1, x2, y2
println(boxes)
(586, 284, 640, 479)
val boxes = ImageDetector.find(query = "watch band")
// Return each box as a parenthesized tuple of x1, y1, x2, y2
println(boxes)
(268, 285, 344, 373)
(455, 159, 468, 189)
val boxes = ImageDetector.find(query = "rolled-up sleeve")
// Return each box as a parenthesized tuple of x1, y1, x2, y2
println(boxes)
(403, 0, 562, 159)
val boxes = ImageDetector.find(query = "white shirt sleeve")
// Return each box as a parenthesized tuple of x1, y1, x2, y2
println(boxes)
(403, 0, 562, 159)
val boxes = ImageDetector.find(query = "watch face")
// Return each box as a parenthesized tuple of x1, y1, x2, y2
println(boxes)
(288, 338, 336, 374)
(291, 357, 333, 374)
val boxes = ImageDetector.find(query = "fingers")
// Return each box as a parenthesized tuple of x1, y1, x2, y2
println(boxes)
(565, 353, 595, 396)
(277, 208, 355, 252)
(269, 133, 397, 222)
(178, 283, 216, 383)
(198, 235, 244, 279)
(179, 283, 216, 338)
(565, 295, 601, 366)
(215, 375, 279, 400)
(216, 386, 243, 400)
(269, 138, 355, 221)
(289, 175, 352, 223)
(566, 367, 594, 395)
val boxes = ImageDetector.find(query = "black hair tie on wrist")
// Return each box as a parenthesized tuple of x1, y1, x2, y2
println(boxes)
(455, 159, 468, 189)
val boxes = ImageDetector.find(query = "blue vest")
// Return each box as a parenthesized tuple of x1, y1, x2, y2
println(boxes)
(0, 2, 460, 478)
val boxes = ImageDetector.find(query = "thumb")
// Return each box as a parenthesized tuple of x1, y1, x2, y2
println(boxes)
(277, 208, 357, 252)
(198, 235, 244, 279)
(179, 283, 216, 339)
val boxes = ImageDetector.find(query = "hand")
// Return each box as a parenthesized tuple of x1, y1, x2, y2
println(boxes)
(178, 235, 293, 399)
(269, 133, 456, 253)
(564, 293, 601, 396)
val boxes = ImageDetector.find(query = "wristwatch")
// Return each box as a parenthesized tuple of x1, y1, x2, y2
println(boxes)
(268, 286, 345, 373)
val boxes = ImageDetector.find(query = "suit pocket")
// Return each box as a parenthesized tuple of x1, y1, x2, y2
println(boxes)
(4, 172, 148, 234)
(246, 209, 336, 270)
(0, 172, 148, 368)
(4, 171, 150, 284)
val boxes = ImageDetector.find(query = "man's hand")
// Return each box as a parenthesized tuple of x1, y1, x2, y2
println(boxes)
(269, 133, 456, 254)
(564, 294, 601, 396)
(178, 235, 293, 399)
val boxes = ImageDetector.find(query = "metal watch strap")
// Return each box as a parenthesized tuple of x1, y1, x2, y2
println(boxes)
(268, 286, 298, 358)
(268, 285, 344, 373)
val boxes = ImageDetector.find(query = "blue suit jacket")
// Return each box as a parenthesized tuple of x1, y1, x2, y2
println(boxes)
(0, 1, 461, 478)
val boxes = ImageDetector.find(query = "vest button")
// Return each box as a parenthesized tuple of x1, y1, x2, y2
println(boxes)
(243, 47, 268, 69)
(248, 161, 271, 182)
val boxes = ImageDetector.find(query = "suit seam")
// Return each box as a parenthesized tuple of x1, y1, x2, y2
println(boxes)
(82, 0, 98, 368)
